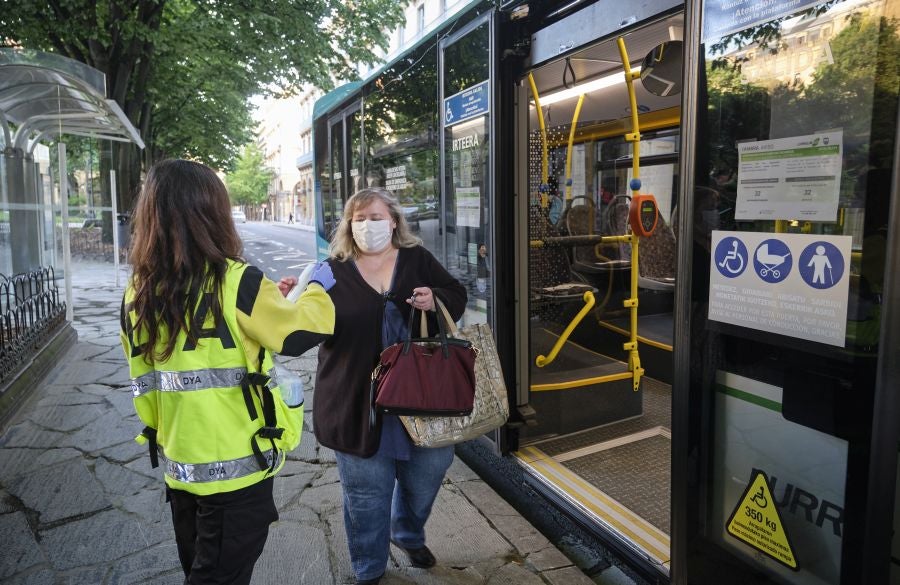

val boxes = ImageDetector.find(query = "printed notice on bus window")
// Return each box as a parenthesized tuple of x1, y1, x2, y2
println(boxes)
(735, 131, 842, 221)
(702, 0, 824, 42)
(709, 231, 852, 347)
(456, 187, 480, 228)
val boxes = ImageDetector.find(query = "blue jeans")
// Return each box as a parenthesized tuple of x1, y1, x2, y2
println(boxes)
(334, 445, 454, 581)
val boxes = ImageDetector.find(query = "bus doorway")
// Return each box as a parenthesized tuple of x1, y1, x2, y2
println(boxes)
(512, 11, 684, 578)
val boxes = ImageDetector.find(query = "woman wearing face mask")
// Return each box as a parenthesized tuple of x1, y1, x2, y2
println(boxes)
(278, 188, 466, 585)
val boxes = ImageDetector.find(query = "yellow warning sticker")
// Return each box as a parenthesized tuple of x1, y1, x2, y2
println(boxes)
(726, 470, 799, 570)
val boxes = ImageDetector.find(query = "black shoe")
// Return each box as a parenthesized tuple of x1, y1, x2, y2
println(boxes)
(391, 540, 436, 568)
(356, 574, 383, 585)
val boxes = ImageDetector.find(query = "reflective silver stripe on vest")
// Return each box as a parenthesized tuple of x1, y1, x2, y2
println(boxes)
(161, 446, 284, 483)
(265, 366, 279, 388)
(131, 367, 248, 397)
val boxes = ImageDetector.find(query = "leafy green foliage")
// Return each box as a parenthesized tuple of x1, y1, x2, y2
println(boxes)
(1, 0, 408, 205)
(707, 11, 899, 181)
(225, 143, 273, 207)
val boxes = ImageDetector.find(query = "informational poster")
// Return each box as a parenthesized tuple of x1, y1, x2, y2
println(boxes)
(735, 132, 842, 221)
(467, 242, 478, 266)
(628, 138, 676, 220)
(384, 165, 409, 192)
(629, 164, 674, 222)
(708, 231, 852, 347)
(456, 187, 481, 227)
(571, 144, 586, 198)
(703, 0, 824, 42)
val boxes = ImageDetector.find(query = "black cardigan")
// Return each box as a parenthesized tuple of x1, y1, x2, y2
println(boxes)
(314, 245, 467, 457)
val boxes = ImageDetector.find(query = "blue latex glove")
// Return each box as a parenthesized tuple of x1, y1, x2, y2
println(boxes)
(308, 261, 335, 292)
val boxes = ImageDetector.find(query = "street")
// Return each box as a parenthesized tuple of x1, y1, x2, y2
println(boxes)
(236, 222, 316, 279)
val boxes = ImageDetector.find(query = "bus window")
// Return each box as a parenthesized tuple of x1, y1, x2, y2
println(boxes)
(362, 36, 441, 258)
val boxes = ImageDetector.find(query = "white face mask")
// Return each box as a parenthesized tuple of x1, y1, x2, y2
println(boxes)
(351, 219, 393, 252)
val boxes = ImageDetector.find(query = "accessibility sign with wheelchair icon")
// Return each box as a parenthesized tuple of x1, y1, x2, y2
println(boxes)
(708, 230, 852, 347)
(726, 470, 798, 570)
(714, 236, 748, 278)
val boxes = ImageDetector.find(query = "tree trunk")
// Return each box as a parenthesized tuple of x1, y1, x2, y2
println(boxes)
(116, 142, 143, 215)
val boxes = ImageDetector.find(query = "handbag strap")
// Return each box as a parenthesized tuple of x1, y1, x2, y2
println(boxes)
(403, 302, 450, 357)
(434, 297, 460, 336)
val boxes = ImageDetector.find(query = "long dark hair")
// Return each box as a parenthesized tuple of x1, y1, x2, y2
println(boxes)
(129, 159, 243, 364)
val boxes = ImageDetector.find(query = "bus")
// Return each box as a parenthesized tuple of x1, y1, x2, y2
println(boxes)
(311, 1, 900, 583)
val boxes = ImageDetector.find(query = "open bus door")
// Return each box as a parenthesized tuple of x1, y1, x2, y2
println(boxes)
(510, 5, 684, 578)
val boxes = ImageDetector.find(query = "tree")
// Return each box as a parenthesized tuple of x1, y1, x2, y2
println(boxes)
(1, 0, 408, 211)
(225, 144, 273, 209)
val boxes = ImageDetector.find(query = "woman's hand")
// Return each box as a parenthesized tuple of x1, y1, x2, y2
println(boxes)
(406, 287, 435, 312)
(277, 276, 298, 298)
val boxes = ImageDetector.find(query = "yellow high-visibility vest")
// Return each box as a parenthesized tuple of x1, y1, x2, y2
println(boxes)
(121, 260, 304, 496)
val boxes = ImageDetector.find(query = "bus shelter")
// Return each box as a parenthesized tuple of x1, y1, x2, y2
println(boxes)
(0, 48, 143, 399)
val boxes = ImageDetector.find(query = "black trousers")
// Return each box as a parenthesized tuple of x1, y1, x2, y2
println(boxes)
(167, 477, 278, 585)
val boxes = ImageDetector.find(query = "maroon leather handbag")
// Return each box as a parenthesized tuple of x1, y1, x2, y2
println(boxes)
(370, 304, 477, 426)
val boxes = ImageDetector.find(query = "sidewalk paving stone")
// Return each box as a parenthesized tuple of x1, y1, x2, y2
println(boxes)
(0, 261, 605, 584)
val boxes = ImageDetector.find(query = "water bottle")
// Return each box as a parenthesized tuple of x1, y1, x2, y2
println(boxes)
(285, 263, 316, 303)
(278, 370, 304, 408)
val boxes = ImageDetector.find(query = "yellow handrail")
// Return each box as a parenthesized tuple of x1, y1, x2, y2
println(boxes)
(527, 72, 549, 207)
(564, 93, 585, 201)
(618, 36, 645, 392)
(625, 235, 644, 391)
(528, 37, 648, 392)
(617, 37, 642, 186)
(535, 291, 596, 367)
(529, 234, 632, 247)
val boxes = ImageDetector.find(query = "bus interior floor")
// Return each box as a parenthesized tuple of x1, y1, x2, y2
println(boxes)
(527, 377, 672, 534)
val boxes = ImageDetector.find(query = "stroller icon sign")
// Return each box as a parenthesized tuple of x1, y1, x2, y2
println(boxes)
(753, 239, 792, 283)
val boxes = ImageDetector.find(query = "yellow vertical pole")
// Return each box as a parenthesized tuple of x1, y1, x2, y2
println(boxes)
(617, 37, 645, 391)
(617, 38, 642, 187)
(527, 73, 549, 207)
(564, 94, 586, 201)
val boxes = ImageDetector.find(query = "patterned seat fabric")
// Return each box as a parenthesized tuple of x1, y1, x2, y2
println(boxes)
(605, 196, 676, 283)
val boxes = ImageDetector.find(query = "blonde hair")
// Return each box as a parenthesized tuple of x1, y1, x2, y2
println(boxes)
(329, 188, 422, 260)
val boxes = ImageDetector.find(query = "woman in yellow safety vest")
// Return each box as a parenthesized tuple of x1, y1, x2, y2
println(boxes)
(120, 159, 335, 585)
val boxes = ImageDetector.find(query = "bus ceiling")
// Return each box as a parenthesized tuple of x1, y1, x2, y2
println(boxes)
(526, 15, 683, 135)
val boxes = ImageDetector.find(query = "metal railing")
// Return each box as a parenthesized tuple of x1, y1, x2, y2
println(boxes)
(0, 267, 67, 384)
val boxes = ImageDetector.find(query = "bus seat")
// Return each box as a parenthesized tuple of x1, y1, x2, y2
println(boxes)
(565, 196, 630, 274)
(606, 195, 676, 291)
(529, 203, 596, 304)
(637, 214, 676, 291)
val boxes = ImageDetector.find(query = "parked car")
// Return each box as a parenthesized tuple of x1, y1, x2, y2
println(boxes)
(402, 205, 420, 229)
(231, 209, 247, 223)
(419, 198, 438, 219)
